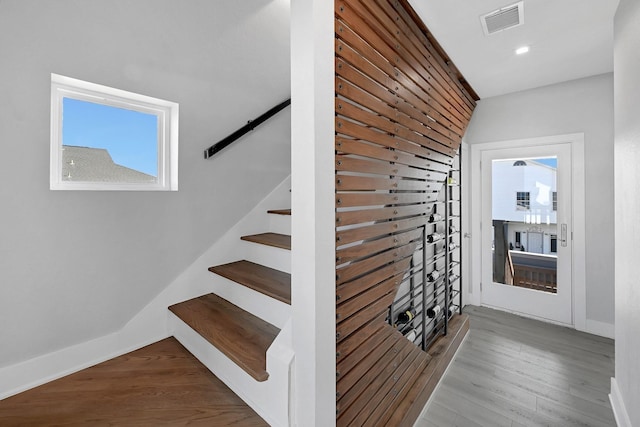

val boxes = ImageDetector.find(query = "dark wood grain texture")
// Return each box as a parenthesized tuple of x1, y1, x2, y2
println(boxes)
(209, 260, 291, 304)
(267, 209, 291, 215)
(169, 294, 279, 382)
(241, 232, 291, 250)
(334, 0, 476, 425)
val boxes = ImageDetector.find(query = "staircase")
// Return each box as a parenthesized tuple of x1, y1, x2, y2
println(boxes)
(168, 207, 292, 427)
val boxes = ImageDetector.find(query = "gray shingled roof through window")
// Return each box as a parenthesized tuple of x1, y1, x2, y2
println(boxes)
(61, 145, 156, 183)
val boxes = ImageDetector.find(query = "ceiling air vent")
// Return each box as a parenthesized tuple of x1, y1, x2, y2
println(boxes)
(481, 1, 524, 36)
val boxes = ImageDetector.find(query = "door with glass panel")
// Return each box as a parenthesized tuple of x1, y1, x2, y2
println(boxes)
(481, 143, 572, 325)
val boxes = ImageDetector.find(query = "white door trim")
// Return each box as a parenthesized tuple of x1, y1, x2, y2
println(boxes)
(469, 133, 586, 330)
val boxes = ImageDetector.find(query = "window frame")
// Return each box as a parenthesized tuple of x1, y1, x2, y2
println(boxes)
(516, 191, 530, 210)
(50, 73, 179, 191)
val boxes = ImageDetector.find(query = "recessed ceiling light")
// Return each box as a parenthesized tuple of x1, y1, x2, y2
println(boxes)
(515, 46, 530, 55)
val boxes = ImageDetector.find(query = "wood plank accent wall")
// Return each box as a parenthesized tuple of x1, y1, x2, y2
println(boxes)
(334, 1, 476, 425)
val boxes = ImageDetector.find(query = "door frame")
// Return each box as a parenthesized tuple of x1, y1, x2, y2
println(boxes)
(468, 133, 586, 330)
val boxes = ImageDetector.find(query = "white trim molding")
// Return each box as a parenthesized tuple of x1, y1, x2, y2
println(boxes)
(585, 319, 615, 339)
(610, 377, 633, 427)
(50, 73, 179, 191)
(0, 328, 167, 400)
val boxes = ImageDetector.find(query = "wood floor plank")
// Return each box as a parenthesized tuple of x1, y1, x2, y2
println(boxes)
(427, 387, 512, 427)
(0, 338, 268, 426)
(420, 305, 616, 427)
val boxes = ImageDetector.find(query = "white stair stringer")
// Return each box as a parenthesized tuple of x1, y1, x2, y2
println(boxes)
(169, 312, 293, 427)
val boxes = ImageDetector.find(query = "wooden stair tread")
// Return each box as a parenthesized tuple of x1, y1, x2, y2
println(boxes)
(267, 209, 291, 215)
(241, 232, 291, 250)
(209, 260, 291, 304)
(168, 294, 279, 382)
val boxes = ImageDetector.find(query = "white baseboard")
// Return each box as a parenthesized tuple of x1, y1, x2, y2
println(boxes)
(0, 330, 167, 400)
(610, 377, 633, 427)
(585, 319, 615, 339)
(0, 175, 292, 402)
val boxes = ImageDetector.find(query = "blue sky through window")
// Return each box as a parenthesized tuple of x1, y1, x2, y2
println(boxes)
(533, 158, 557, 168)
(62, 98, 158, 177)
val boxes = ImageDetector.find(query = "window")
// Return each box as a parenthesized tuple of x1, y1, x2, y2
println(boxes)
(552, 191, 557, 211)
(50, 74, 179, 191)
(516, 191, 530, 210)
(550, 235, 557, 253)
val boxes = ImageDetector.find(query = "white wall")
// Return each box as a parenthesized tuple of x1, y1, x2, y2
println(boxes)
(612, 0, 640, 425)
(464, 73, 615, 327)
(290, 0, 336, 425)
(0, 0, 291, 369)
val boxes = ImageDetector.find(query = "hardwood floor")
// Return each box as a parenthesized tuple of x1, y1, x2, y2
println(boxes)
(0, 306, 615, 426)
(416, 305, 616, 427)
(0, 338, 268, 426)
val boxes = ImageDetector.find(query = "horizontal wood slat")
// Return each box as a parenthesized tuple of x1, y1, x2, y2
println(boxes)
(336, 313, 388, 370)
(336, 118, 454, 166)
(336, 204, 429, 227)
(336, 242, 417, 286)
(335, 4, 466, 134)
(354, 344, 430, 426)
(336, 216, 427, 246)
(337, 333, 401, 400)
(335, 56, 463, 140)
(336, 191, 438, 208)
(335, 73, 460, 148)
(336, 228, 423, 263)
(336, 292, 396, 343)
(355, 0, 472, 120)
(336, 96, 459, 155)
(337, 274, 403, 324)
(334, 0, 475, 424)
(336, 155, 448, 182)
(335, 175, 436, 192)
(337, 260, 411, 304)
(390, 1, 478, 107)
(336, 137, 452, 173)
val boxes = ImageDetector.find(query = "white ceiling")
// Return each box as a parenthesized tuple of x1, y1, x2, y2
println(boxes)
(409, 0, 619, 99)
